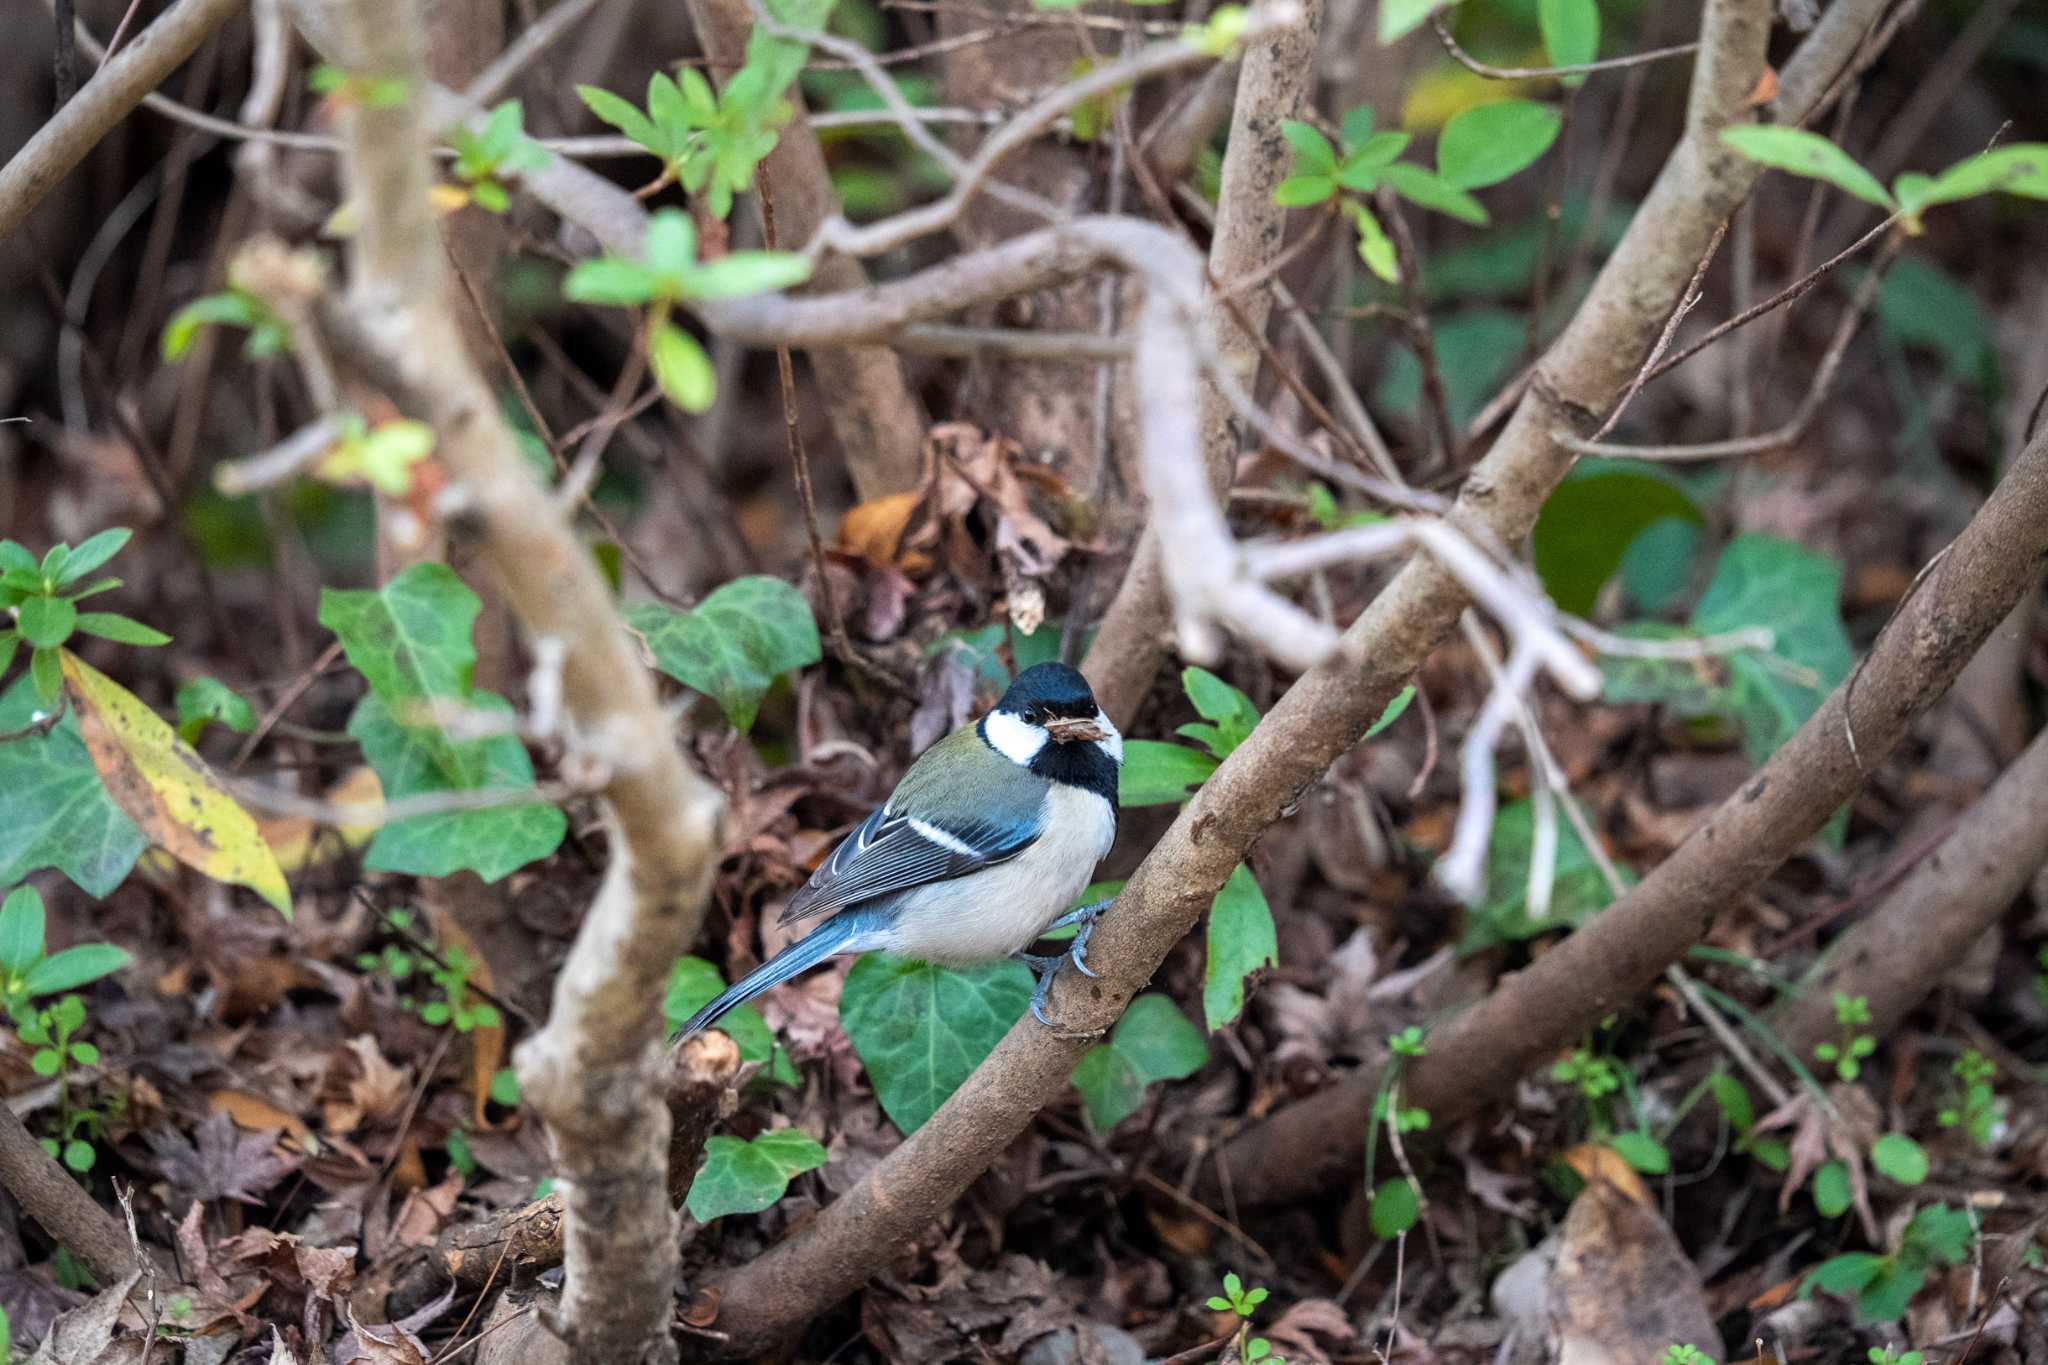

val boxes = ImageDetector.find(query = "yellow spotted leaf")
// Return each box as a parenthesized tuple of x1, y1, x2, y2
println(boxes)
(60, 651, 293, 918)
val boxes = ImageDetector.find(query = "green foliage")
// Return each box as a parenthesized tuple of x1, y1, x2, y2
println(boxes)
(1207, 1272, 1269, 1318)
(308, 62, 411, 108)
(1722, 127, 2048, 230)
(322, 564, 565, 882)
(161, 286, 292, 361)
(1375, 307, 1524, 430)
(1377, 0, 1445, 44)
(1462, 798, 1628, 950)
(1805, 1203, 1975, 1323)
(1538, 0, 1599, 79)
(0, 887, 126, 1174)
(2, 532, 167, 703)
(1609, 1129, 1671, 1175)
(685, 1127, 827, 1221)
(1870, 1132, 1928, 1186)
(1531, 462, 1704, 615)
(395, 945, 501, 1033)
(1936, 1049, 2002, 1147)
(1661, 1348, 1714, 1365)
(1437, 100, 1563, 190)
(1815, 991, 1875, 1082)
(1601, 535, 1852, 767)
(448, 100, 550, 213)
(173, 676, 257, 745)
(1813, 1159, 1852, 1217)
(1869, 1348, 1925, 1365)
(1708, 1071, 1789, 1171)
(1369, 1178, 1421, 1238)
(624, 575, 821, 732)
(1872, 257, 1999, 394)
(1071, 993, 1208, 1130)
(663, 956, 798, 1085)
(0, 676, 147, 897)
(839, 953, 1032, 1132)
(1551, 1035, 1667, 1173)
(1119, 740, 1222, 806)
(1388, 1025, 1427, 1058)
(1184, 6, 1251, 59)
(1205, 863, 1276, 1032)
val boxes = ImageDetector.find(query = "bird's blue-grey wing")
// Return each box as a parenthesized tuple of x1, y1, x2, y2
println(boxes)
(777, 802, 1042, 926)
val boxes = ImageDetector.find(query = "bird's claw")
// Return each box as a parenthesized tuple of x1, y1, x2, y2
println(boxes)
(1019, 899, 1114, 1026)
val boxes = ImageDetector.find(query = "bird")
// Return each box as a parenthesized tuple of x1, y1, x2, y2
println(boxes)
(676, 661, 1123, 1039)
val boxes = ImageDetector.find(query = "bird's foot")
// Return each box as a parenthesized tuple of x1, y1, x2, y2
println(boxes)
(1018, 899, 1115, 1026)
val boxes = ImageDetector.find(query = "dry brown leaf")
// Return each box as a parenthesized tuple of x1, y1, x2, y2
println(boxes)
(1551, 1178, 1720, 1365)
(344, 1035, 410, 1127)
(1264, 1298, 1356, 1365)
(839, 491, 924, 569)
(1562, 1143, 1652, 1208)
(209, 1088, 318, 1153)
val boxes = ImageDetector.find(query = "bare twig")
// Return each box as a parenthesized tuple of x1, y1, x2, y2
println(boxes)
(1431, 8, 1699, 79)
(0, 0, 246, 239)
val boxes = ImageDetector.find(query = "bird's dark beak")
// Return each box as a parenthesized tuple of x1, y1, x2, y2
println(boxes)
(1046, 717, 1108, 744)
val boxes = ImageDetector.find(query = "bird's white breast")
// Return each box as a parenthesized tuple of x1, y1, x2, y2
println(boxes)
(881, 783, 1117, 966)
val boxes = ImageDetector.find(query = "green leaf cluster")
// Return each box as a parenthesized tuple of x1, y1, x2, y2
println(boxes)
(1804, 1203, 1974, 1323)
(174, 677, 257, 745)
(0, 886, 129, 1173)
(563, 210, 810, 412)
(1071, 993, 1207, 1130)
(2, 531, 167, 703)
(320, 564, 565, 882)
(1708, 1071, 1789, 1171)
(1936, 1048, 2002, 1148)
(1274, 101, 1560, 280)
(449, 100, 551, 213)
(1721, 129, 2048, 230)
(625, 574, 821, 732)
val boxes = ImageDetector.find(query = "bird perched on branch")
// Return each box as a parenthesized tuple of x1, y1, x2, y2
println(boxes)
(677, 662, 1124, 1039)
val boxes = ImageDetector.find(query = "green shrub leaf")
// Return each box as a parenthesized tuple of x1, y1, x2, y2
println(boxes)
(0, 886, 45, 977)
(1117, 740, 1219, 806)
(1537, 0, 1598, 80)
(1720, 126, 1896, 211)
(0, 677, 145, 897)
(663, 956, 797, 1085)
(174, 677, 257, 745)
(1438, 100, 1562, 189)
(24, 944, 132, 996)
(1870, 1132, 1928, 1185)
(1369, 1178, 1421, 1238)
(1204, 863, 1276, 1031)
(1532, 462, 1704, 615)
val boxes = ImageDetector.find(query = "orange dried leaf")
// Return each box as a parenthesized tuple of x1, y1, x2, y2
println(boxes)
(1562, 1142, 1653, 1207)
(839, 491, 923, 568)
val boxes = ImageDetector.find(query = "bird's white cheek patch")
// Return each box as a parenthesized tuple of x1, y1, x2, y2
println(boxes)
(1093, 711, 1123, 765)
(983, 709, 1047, 765)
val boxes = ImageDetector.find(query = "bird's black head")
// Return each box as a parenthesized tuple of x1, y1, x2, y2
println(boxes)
(996, 662, 1101, 725)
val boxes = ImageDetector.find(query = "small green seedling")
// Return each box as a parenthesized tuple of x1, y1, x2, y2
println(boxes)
(448, 100, 550, 213)
(1661, 1346, 1715, 1365)
(0, 887, 131, 1173)
(1815, 991, 1876, 1082)
(1936, 1049, 2002, 1149)
(1869, 1348, 1924, 1365)
(1206, 1273, 1283, 1364)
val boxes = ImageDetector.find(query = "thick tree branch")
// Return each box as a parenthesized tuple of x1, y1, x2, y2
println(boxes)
(0, 0, 246, 240)
(1209, 416, 2048, 1206)
(688, 0, 1895, 1345)
(0, 1105, 145, 1284)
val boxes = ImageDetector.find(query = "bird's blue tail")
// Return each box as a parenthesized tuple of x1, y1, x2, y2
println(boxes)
(675, 911, 882, 1040)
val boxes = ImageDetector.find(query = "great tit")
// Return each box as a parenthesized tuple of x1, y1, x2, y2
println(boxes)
(677, 661, 1123, 1038)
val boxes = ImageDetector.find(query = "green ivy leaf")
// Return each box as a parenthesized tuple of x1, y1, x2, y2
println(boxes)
(348, 692, 566, 883)
(663, 956, 798, 1085)
(174, 676, 258, 745)
(685, 1128, 827, 1221)
(1532, 462, 1704, 615)
(1437, 100, 1562, 189)
(0, 677, 145, 898)
(1071, 994, 1207, 1130)
(623, 575, 821, 732)
(1117, 740, 1218, 806)
(23, 944, 131, 997)
(0, 885, 45, 977)
(1463, 798, 1629, 950)
(1369, 1178, 1420, 1238)
(839, 954, 1031, 1133)
(1720, 126, 1897, 212)
(320, 562, 481, 779)
(1870, 1132, 1928, 1186)
(1204, 863, 1275, 1031)
(1691, 536, 1852, 765)
(1537, 0, 1598, 82)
